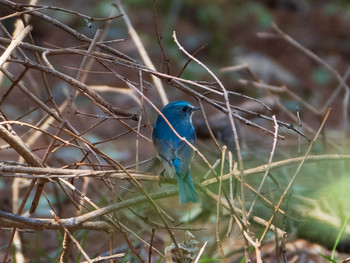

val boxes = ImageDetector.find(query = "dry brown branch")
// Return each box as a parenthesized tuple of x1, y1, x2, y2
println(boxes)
(58, 179, 165, 259)
(1, 153, 349, 184)
(260, 108, 332, 242)
(81, 253, 125, 263)
(112, 55, 304, 138)
(152, 0, 171, 75)
(15, 3, 123, 22)
(238, 79, 320, 116)
(10, 59, 138, 120)
(113, 0, 168, 106)
(247, 115, 279, 217)
(216, 146, 228, 263)
(202, 154, 350, 185)
(193, 241, 207, 263)
(0, 118, 45, 222)
(62, 128, 183, 260)
(259, 23, 350, 130)
(200, 184, 285, 236)
(50, 210, 92, 263)
(0, 33, 306, 140)
(0, 24, 32, 67)
(177, 44, 208, 78)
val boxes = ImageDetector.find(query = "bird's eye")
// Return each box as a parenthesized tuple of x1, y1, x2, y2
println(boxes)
(182, 106, 188, 112)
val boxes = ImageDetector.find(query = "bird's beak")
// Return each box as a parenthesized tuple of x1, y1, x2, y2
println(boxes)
(191, 106, 200, 112)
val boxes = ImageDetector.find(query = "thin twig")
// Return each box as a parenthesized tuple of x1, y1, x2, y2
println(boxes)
(216, 146, 228, 263)
(113, 0, 168, 106)
(148, 227, 155, 263)
(16, 3, 123, 22)
(271, 22, 349, 129)
(260, 108, 332, 241)
(177, 44, 207, 78)
(50, 210, 92, 263)
(0, 24, 32, 67)
(226, 151, 235, 236)
(193, 241, 207, 263)
(198, 99, 222, 152)
(153, 0, 170, 75)
(136, 70, 144, 172)
(247, 115, 279, 218)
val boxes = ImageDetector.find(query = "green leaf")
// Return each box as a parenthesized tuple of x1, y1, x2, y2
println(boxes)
(317, 252, 337, 263)
(331, 216, 350, 260)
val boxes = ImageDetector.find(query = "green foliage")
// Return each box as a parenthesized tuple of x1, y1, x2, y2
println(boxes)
(323, 1, 350, 16)
(313, 67, 332, 84)
(24, 234, 56, 263)
(0, 75, 11, 88)
(121, 249, 133, 263)
(124, 0, 149, 5)
(56, 230, 63, 259)
(240, 2, 273, 28)
(11, 244, 16, 263)
(196, 4, 224, 27)
(94, 1, 117, 17)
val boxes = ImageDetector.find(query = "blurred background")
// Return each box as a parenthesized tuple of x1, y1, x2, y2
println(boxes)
(1, 0, 350, 262)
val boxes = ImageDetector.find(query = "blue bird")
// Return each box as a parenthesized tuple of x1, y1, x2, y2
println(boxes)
(152, 101, 200, 204)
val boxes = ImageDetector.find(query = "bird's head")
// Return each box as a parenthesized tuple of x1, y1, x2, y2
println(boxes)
(161, 101, 200, 121)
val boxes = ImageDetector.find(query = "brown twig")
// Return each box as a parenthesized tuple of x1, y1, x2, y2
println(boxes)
(51, 210, 92, 263)
(260, 108, 332, 242)
(16, 3, 123, 22)
(0, 24, 32, 67)
(113, 0, 168, 106)
(247, 115, 279, 218)
(216, 146, 228, 262)
(177, 44, 207, 78)
(148, 227, 155, 263)
(153, 0, 171, 75)
(9, 58, 139, 120)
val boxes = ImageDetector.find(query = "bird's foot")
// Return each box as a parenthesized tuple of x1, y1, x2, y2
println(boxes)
(159, 169, 165, 187)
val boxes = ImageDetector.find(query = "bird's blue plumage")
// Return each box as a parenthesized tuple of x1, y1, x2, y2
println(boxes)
(152, 101, 199, 204)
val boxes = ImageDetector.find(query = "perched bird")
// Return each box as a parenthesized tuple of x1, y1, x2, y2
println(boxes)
(152, 101, 200, 204)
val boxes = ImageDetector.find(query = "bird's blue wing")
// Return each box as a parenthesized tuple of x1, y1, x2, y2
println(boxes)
(173, 139, 195, 179)
(153, 138, 176, 177)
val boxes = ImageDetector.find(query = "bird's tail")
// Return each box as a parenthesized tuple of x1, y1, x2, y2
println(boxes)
(177, 173, 199, 204)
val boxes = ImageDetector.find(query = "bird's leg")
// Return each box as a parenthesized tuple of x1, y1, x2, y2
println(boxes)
(159, 169, 166, 187)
